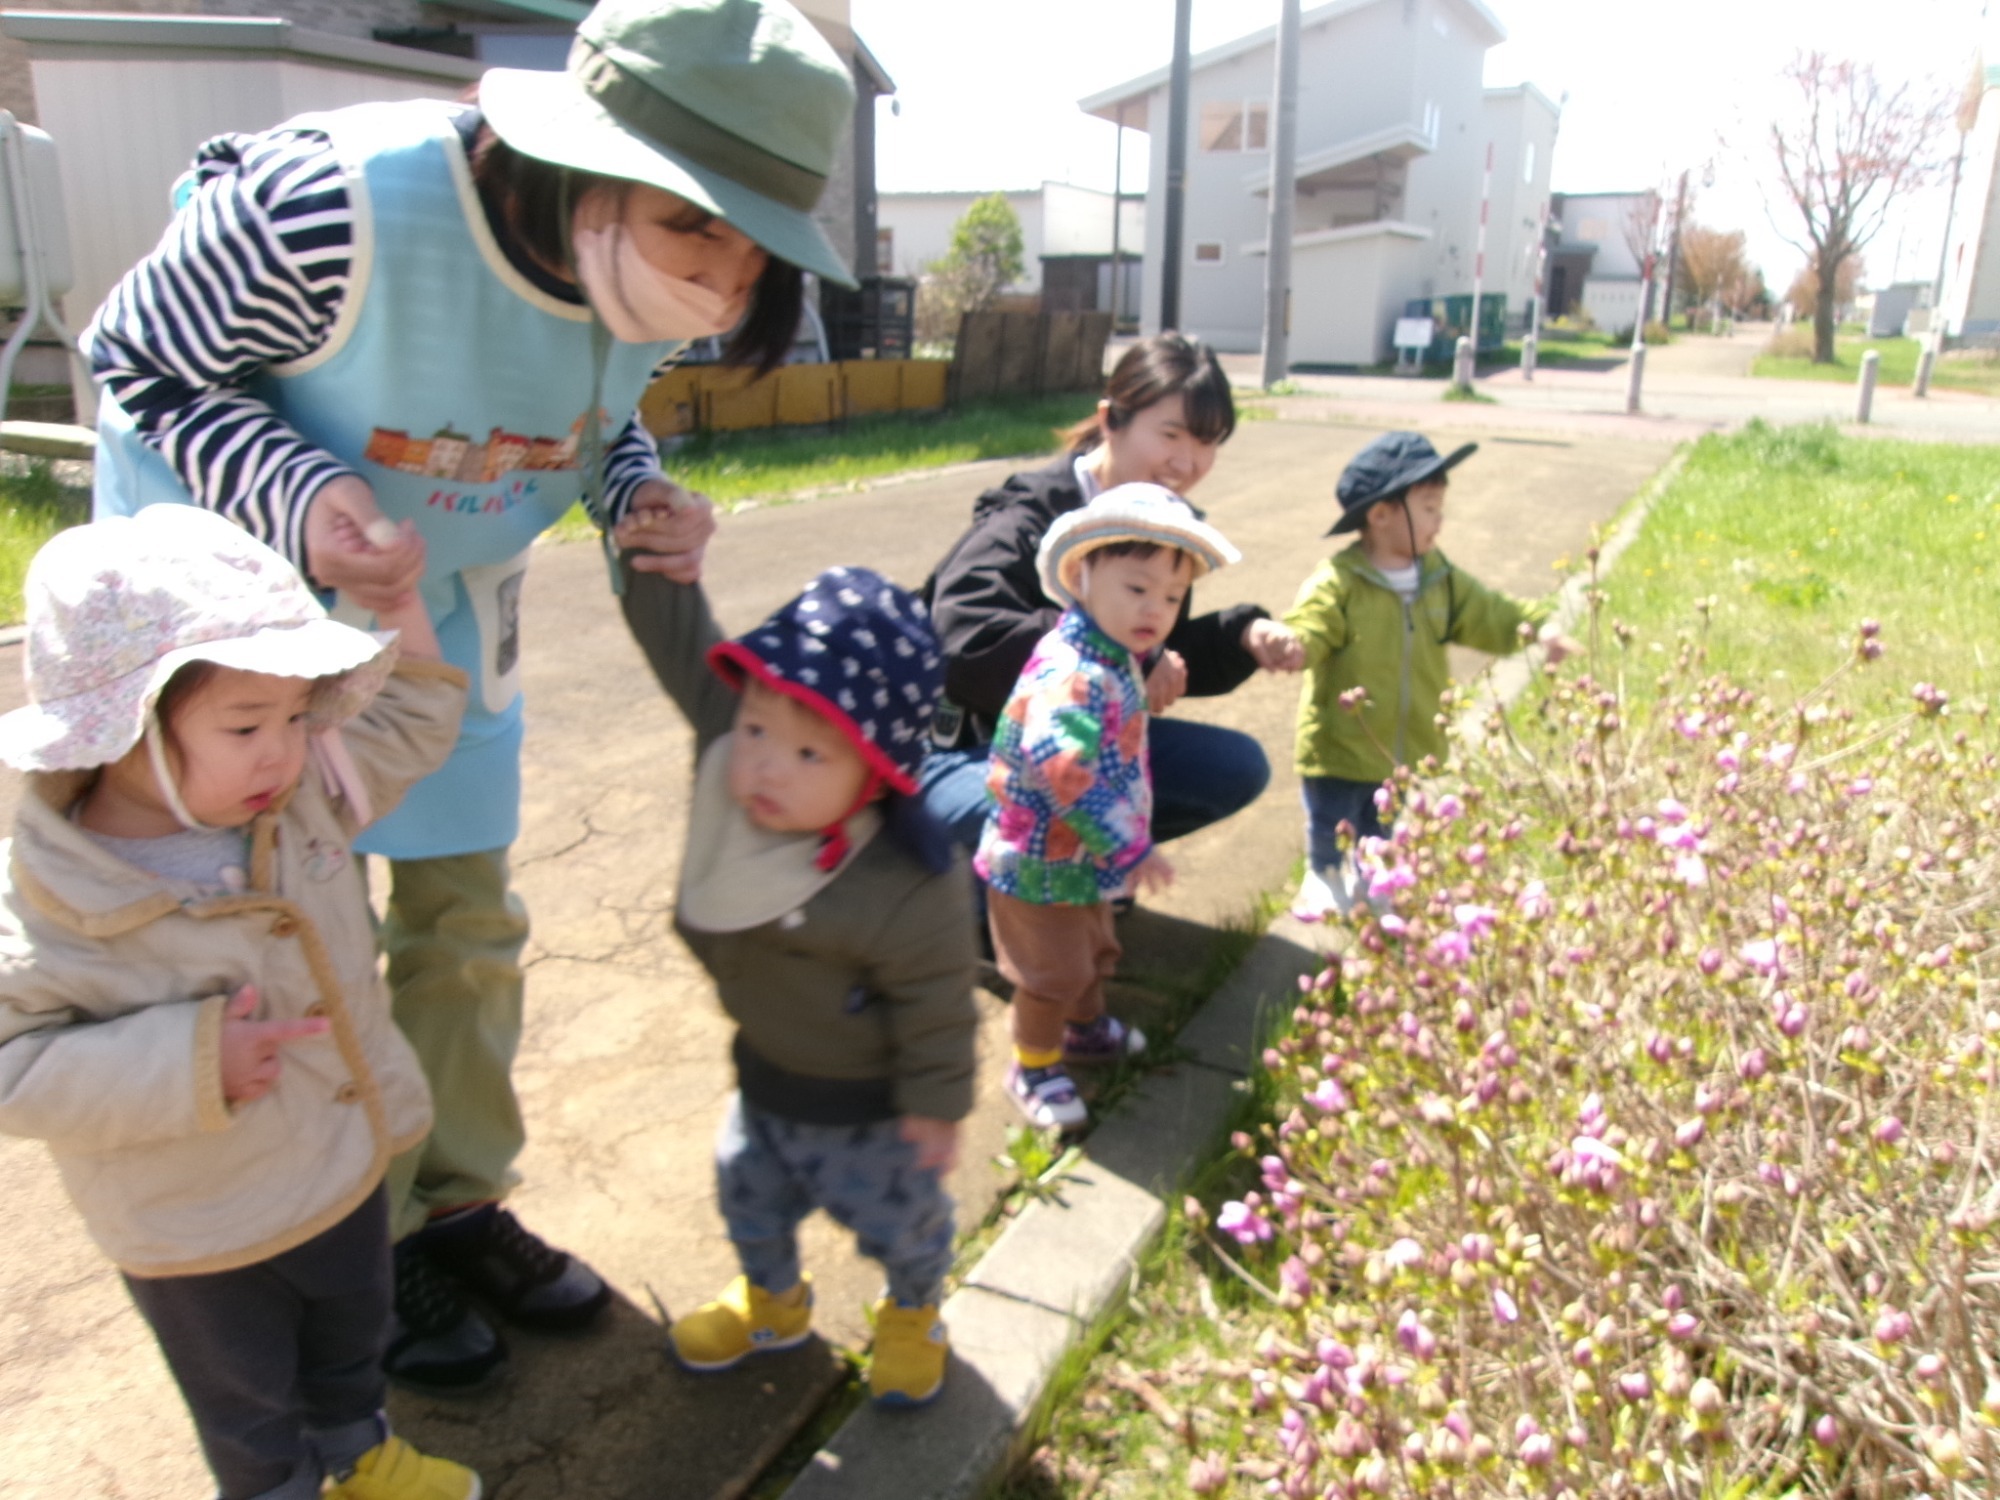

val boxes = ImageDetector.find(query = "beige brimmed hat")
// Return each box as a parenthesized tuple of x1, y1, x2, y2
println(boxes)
(0, 507, 395, 773)
(479, 0, 858, 288)
(1037, 483, 1241, 610)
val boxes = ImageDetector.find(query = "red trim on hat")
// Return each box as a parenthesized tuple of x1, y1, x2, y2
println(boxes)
(706, 640, 918, 796)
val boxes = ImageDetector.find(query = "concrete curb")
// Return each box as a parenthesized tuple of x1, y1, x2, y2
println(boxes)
(780, 919, 1328, 1500)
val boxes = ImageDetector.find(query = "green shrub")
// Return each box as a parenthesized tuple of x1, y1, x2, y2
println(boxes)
(1201, 605, 1999, 1498)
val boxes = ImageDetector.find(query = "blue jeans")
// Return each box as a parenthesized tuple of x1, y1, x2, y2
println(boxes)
(715, 1094, 956, 1308)
(917, 717, 1273, 854)
(1301, 775, 1388, 873)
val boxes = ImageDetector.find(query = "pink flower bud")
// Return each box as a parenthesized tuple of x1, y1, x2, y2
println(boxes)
(1386, 1237, 1423, 1268)
(1647, 1032, 1674, 1065)
(1812, 1414, 1839, 1446)
(1675, 1118, 1706, 1149)
(1698, 946, 1724, 977)
(1435, 793, 1464, 822)
(1519, 1433, 1554, 1467)
(1873, 1309, 1913, 1344)
(1667, 1312, 1699, 1340)
(1662, 1285, 1686, 1312)
(1617, 1372, 1652, 1402)
(1915, 1353, 1946, 1384)
(1492, 1287, 1520, 1325)
(1873, 1116, 1906, 1145)
(1738, 1047, 1769, 1081)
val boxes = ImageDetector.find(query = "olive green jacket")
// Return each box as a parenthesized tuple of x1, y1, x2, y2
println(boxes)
(620, 563, 978, 1124)
(1284, 544, 1549, 784)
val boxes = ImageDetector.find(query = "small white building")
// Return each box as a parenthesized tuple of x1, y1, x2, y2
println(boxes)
(877, 180, 1144, 319)
(1546, 189, 1658, 334)
(1938, 12, 2000, 345)
(1077, 0, 1556, 365)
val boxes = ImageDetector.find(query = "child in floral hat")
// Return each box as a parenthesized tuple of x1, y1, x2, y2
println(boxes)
(618, 558, 977, 1409)
(977, 484, 1239, 1131)
(0, 507, 476, 1500)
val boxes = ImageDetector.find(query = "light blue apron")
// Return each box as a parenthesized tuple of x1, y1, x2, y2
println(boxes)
(94, 99, 674, 859)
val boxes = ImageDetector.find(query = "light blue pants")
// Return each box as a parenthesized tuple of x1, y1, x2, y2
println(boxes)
(715, 1094, 956, 1308)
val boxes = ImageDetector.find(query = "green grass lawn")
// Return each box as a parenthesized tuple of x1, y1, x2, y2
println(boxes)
(0, 461, 89, 624)
(1752, 332, 2000, 397)
(548, 393, 1095, 540)
(1592, 421, 1998, 718)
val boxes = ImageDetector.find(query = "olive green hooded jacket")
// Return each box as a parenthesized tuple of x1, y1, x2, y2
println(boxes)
(1284, 544, 1549, 784)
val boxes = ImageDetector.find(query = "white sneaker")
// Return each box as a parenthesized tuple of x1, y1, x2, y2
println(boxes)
(1292, 866, 1355, 920)
(1007, 1061, 1089, 1130)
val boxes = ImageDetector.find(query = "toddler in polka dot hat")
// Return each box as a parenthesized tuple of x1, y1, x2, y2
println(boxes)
(617, 557, 977, 1410)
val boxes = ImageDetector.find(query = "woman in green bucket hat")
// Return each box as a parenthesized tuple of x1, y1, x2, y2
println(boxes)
(87, 0, 858, 1397)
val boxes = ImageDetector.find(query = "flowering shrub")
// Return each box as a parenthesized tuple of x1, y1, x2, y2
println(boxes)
(1204, 618, 1998, 1497)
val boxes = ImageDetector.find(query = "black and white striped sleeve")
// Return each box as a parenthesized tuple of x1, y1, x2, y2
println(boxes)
(85, 128, 355, 571)
(599, 410, 668, 526)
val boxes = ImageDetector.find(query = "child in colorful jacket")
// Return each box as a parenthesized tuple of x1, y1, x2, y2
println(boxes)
(0, 507, 475, 1500)
(1285, 431, 1572, 916)
(976, 485, 1239, 1130)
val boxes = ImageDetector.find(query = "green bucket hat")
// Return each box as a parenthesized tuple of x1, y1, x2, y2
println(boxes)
(480, 0, 858, 288)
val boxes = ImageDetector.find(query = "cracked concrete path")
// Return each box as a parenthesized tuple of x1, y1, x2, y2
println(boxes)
(0, 419, 1671, 1499)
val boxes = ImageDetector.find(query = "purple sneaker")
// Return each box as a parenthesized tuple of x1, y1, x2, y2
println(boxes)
(1007, 1061, 1089, 1130)
(1062, 1015, 1147, 1066)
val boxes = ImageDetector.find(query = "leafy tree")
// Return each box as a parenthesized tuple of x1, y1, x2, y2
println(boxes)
(1676, 225, 1752, 317)
(1768, 52, 1945, 362)
(917, 194, 1026, 342)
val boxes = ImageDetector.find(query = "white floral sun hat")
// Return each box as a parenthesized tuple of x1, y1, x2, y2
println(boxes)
(0, 506, 397, 773)
(1038, 482, 1242, 611)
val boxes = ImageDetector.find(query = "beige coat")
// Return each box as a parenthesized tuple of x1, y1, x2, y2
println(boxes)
(0, 658, 467, 1276)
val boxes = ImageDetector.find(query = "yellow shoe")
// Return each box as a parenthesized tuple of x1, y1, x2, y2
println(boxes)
(869, 1299, 948, 1407)
(326, 1437, 480, 1500)
(670, 1274, 814, 1371)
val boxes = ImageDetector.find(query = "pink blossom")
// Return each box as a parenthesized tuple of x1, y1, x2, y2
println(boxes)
(1873, 1308, 1913, 1344)
(1305, 1078, 1350, 1113)
(1371, 785, 1393, 813)
(1453, 903, 1498, 938)
(1656, 822, 1700, 851)
(1428, 930, 1473, 967)
(1812, 1414, 1839, 1446)
(1462, 842, 1487, 867)
(1715, 746, 1740, 773)
(1776, 1000, 1810, 1038)
(1762, 741, 1797, 770)
(1674, 712, 1706, 739)
(1492, 1287, 1520, 1324)
(1435, 793, 1465, 822)
(1873, 1115, 1906, 1145)
(1519, 1433, 1554, 1467)
(1217, 1200, 1272, 1245)
(1517, 880, 1553, 919)
(1396, 1309, 1438, 1359)
(1377, 913, 1408, 936)
(1787, 771, 1808, 795)
(1667, 1312, 1699, 1340)
(1657, 796, 1690, 823)
(1675, 1118, 1706, 1149)
(1675, 853, 1709, 887)
(1738, 1047, 1770, 1081)
(1280, 1256, 1313, 1298)
(1739, 938, 1786, 976)
(1385, 1237, 1424, 1268)
(1617, 1372, 1652, 1402)
(1845, 776, 1874, 797)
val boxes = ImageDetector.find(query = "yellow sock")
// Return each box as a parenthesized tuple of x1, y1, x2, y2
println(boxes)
(1016, 1044, 1063, 1069)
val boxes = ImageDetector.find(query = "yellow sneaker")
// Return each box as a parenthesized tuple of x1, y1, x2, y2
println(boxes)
(869, 1298, 948, 1407)
(326, 1437, 480, 1500)
(670, 1274, 814, 1371)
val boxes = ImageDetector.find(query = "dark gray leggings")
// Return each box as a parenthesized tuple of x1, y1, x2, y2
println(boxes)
(122, 1185, 392, 1500)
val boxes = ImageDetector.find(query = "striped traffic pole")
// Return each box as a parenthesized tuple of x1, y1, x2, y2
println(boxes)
(1467, 140, 1493, 378)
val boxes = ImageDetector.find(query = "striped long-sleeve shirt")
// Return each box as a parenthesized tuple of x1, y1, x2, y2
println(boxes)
(84, 119, 666, 572)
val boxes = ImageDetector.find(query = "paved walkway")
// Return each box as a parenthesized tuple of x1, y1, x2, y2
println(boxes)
(1215, 322, 2000, 446)
(2, 421, 1671, 1499)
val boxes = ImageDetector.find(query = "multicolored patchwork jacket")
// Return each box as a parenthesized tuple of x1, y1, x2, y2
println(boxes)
(975, 607, 1152, 905)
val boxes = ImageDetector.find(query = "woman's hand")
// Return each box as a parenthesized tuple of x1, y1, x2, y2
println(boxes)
(1243, 617, 1305, 673)
(303, 476, 426, 611)
(614, 479, 717, 582)
(1145, 649, 1188, 714)
(1129, 849, 1176, 895)
(899, 1114, 961, 1173)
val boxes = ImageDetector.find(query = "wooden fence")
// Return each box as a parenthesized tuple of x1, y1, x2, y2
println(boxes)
(948, 310, 1115, 403)
(638, 358, 950, 438)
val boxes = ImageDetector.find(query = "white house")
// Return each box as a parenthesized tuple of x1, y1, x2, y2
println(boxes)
(877, 181, 1144, 319)
(1937, 10, 2000, 345)
(1077, 0, 1556, 366)
(1546, 189, 1659, 334)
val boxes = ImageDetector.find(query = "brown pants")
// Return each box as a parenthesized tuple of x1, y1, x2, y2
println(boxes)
(988, 891, 1122, 1052)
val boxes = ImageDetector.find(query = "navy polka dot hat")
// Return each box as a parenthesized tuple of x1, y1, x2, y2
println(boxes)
(707, 566, 943, 797)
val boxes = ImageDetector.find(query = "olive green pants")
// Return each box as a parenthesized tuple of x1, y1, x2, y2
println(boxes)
(380, 849, 531, 1243)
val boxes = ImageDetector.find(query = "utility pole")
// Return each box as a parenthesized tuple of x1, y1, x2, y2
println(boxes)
(1660, 168, 1689, 330)
(1466, 140, 1492, 376)
(1109, 103, 1128, 331)
(1522, 196, 1549, 380)
(1258, 0, 1300, 388)
(1159, 0, 1194, 331)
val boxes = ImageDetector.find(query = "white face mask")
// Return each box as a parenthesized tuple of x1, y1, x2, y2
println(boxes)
(571, 223, 743, 344)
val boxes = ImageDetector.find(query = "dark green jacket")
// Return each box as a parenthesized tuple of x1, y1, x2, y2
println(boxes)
(620, 563, 978, 1124)
(1284, 544, 1548, 784)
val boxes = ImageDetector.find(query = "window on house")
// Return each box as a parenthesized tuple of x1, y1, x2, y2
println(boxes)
(1423, 100, 1441, 142)
(1193, 242, 1224, 264)
(1200, 100, 1269, 152)
(1523, 142, 1536, 185)
(875, 226, 894, 274)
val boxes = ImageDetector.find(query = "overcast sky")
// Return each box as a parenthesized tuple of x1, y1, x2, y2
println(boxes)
(851, 0, 1990, 290)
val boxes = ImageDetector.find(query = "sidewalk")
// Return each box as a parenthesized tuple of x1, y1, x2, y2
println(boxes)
(1218, 323, 2000, 446)
(0, 420, 1673, 1499)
